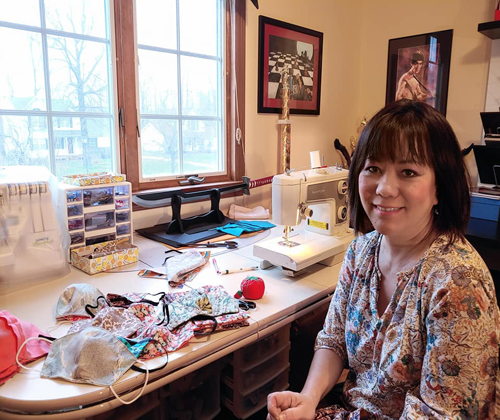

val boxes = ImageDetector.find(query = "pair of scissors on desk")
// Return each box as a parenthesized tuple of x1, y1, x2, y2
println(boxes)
(184, 241, 238, 249)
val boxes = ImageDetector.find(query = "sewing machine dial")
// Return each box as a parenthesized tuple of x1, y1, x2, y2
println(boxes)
(338, 205, 348, 221)
(337, 180, 348, 195)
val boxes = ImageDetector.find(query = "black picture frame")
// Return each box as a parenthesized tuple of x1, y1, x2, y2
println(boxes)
(385, 29, 453, 115)
(258, 16, 323, 115)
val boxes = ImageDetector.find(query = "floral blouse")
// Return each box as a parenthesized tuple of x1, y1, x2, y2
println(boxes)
(315, 231, 499, 419)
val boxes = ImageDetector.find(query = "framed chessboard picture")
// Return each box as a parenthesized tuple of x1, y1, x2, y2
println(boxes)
(258, 16, 323, 115)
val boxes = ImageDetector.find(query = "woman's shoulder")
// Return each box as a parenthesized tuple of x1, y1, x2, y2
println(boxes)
(346, 230, 380, 267)
(421, 234, 494, 293)
(425, 234, 489, 271)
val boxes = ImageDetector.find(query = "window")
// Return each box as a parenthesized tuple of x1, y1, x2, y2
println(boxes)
(1, 0, 245, 193)
(0, 0, 116, 177)
(116, 0, 245, 191)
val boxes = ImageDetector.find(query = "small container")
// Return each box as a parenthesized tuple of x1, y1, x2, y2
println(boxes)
(70, 239, 138, 274)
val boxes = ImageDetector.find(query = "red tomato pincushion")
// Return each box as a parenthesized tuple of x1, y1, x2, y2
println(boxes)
(234, 276, 265, 300)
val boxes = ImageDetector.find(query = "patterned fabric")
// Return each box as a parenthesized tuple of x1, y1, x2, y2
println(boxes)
(193, 312, 250, 334)
(164, 285, 239, 330)
(55, 283, 108, 321)
(128, 302, 196, 356)
(41, 326, 137, 386)
(315, 405, 372, 420)
(67, 306, 144, 338)
(315, 231, 499, 419)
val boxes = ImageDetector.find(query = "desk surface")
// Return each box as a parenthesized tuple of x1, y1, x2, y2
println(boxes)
(0, 226, 347, 419)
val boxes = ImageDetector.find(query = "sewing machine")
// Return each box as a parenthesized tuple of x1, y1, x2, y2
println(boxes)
(253, 165, 354, 276)
(0, 166, 69, 294)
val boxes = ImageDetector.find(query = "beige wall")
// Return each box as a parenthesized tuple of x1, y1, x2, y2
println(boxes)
(134, 0, 498, 228)
(243, 0, 496, 211)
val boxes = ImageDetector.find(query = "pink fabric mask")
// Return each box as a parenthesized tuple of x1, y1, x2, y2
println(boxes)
(0, 310, 50, 385)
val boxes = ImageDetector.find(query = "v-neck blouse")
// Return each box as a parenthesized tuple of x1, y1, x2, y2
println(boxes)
(315, 231, 499, 419)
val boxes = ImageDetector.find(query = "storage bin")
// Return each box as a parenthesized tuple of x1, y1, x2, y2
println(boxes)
(167, 360, 223, 420)
(222, 366, 289, 419)
(471, 194, 500, 222)
(227, 325, 290, 371)
(223, 342, 290, 392)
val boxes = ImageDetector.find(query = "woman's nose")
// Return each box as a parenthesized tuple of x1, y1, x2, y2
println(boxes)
(376, 173, 399, 197)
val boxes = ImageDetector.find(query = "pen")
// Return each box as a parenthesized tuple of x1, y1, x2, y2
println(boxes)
(212, 258, 221, 274)
(219, 266, 259, 275)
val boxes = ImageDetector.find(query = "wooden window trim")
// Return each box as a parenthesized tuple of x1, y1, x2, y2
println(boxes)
(114, 0, 245, 195)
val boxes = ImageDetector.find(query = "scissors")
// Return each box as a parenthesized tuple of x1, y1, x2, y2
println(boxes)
(238, 300, 257, 311)
(183, 241, 238, 249)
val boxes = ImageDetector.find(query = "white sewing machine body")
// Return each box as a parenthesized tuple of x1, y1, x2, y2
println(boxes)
(0, 166, 69, 294)
(254, 166, 354, 275)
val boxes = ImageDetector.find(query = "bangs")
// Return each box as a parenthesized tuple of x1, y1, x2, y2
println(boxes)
(363, 113, 432, 166)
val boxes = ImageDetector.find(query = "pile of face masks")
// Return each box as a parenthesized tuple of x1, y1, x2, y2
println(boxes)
(15, 282, 250, 405)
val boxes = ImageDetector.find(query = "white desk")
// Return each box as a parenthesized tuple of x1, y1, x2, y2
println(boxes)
(0, 227, 345, 419)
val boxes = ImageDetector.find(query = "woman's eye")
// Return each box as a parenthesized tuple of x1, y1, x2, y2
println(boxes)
(365, 166, 379, 173)
(402, 169, 417, 177)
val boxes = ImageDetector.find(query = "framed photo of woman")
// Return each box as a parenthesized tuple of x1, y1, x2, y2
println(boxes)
(385, 29, 453, 115)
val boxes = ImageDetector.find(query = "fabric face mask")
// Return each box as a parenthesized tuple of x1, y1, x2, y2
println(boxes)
(41, 326, 137, 386)
(55, 283, 108, 321)
(67, 306, 144, 338)
(17, 326, 149, 405)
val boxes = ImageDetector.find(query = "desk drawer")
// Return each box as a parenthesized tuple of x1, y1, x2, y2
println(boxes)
(471, 195, 500, 222)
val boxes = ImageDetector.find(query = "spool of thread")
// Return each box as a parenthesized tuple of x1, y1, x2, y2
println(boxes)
(310, 150, 322, 168)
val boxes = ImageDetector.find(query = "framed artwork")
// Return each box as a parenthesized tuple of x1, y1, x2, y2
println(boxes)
(385, 29, 453, 115)
(258, 16, 323, 115)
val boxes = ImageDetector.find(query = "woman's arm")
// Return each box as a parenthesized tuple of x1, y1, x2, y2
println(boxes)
(267, 240, 358, 420)
(401, 260, 499, 418)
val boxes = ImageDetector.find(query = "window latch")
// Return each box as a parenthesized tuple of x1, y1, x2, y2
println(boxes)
(178, 176, 206, 186)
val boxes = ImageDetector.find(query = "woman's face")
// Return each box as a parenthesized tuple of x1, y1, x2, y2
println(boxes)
(358, 158, 438, 243)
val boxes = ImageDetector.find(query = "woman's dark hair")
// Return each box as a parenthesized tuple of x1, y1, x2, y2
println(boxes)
(348, 99, 470, 243)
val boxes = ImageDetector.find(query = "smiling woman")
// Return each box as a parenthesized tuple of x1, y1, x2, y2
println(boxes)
(267, 100, 499, 420)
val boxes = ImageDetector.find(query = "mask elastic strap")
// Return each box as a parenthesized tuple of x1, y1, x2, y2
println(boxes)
(85, 295, 109, 317)
(109, 360, 149, 405)
(192, 314, 218, 336)
(16, 336, 53, 372)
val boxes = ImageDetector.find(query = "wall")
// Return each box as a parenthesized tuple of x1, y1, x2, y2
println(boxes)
(242, 0, 496, 212)
(135, 0, 497, 229)
(242, 0, 364, 211)
(355, 0, 495, 185)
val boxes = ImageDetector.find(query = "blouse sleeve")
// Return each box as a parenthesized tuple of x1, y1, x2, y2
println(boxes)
(401, 255, 499, 419)
(314, 239, 357, 367)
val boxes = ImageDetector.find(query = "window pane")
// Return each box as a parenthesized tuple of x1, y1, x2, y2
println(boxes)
(140, 118, 179, 177)
(181, 56, 218, 117)
(48, 35, 110, 113)
(0, 0, 41, 27)
(45, 0, 107, 38)
(136, 0, 176, 49)
(138, 50, 178, 115)
(179, 0, 218, 55)
(0, 115, 50, 169)
(53, 117, 113, 177)
(0, 28, 46, 111)
(182, 119, 221, 173)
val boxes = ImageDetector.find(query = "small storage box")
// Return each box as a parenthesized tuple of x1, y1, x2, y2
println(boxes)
(62, 172, 126, 186)
(70, 239, 138, 274)
(471, 194, 500, 222)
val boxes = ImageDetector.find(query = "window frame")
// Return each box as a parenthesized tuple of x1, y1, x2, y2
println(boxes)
(113, 0, 245, 194)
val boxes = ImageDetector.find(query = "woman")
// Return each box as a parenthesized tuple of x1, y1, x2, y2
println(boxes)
(267, 100, 499, 419)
